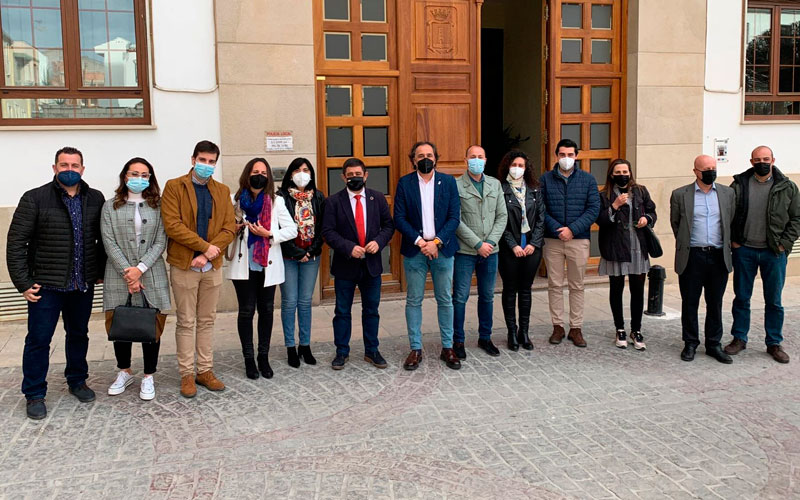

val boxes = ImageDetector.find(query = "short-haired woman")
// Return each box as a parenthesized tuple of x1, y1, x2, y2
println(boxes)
(225, 158, 297, 379)
(102, 158, 171, 400)
(597, 158, 657, 350)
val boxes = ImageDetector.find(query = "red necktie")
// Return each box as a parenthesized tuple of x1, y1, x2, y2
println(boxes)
(355, 194, 366, 246)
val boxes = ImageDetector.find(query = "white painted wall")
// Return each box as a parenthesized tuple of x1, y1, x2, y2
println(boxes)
(704, 0, 800, 176)
(0, 0, 222, 207)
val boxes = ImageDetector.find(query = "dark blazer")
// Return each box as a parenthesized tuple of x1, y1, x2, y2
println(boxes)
(7, 178, 106, 292)
(393, 171, 461, 258)
(321, 187, 395, 280)
(277, 187, 326, 260)
(670, 182, 735, 275)
(500, 181, 546, 252)
(597, 185, 657, 263)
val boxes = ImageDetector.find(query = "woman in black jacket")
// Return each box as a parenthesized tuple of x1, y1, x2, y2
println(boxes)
(597, 158, 657, 351)
(277, 157, 325, 367)
(498, 151, 546, 351)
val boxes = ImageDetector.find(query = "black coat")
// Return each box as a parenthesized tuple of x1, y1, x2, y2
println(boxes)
(321, 188, 395, 280)
(500, 181, 546, 252)
(6, 178, 106, 292)
(596, 185, 657, 263)
(277, 188, 326, 260)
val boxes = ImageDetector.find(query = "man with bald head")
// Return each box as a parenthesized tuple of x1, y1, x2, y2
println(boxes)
(724, 146, 800, 363)
(670, 155, 736, 363)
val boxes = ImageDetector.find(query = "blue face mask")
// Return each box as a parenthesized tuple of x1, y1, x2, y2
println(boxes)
(57, 170, 82, 187)
(126, 177, 150, 194)
(467, 158, 486, 175)
(194, 162, 215, 179)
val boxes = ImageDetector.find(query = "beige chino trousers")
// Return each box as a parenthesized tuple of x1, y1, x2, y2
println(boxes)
(542, 237, 591, 329)
(170, 266, 223, 377)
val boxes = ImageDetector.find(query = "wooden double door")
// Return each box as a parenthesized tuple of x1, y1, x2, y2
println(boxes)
(313, 0, 626, 297)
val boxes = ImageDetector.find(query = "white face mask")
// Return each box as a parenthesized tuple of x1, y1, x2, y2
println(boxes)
(558, 157, 575, 171)
(509, 166, 525, 180)
(292, 171, 311, 188)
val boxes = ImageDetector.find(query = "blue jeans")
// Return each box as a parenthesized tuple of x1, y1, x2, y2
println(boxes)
(22, 286, 94, 400)
(332, 266, 382, 357)
(731, 245, 787, 346)
(404, 252, 455, 350)
(280, 257, 320, 347)
(452, 252, 498, 343)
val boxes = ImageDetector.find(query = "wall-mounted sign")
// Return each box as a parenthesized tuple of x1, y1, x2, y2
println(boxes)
(714, 138, 729, 163)
(265, 131, 293, 152)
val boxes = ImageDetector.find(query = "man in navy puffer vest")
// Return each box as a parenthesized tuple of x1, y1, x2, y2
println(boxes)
(539, 139, 601, 347)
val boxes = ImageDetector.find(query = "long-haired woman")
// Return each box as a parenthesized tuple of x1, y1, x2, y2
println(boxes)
(101, 157, 171, 401)
(498, 151, 546, 351)
(596, 158, 657, 350)
(225, 158, 297, 379)
(277, 158, 326, 367)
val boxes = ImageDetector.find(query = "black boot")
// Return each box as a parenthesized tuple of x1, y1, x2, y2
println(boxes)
(502, 290, 518, 351)
(518, 291, 534, 350)
(244, 357, 259, 379)
(257, 353, 273, 378)
(287, 347, 300, 368)
(298, 344, 317, 365)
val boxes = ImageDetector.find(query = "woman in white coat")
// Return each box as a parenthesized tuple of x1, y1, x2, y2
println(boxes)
(225, 158, 297, 379)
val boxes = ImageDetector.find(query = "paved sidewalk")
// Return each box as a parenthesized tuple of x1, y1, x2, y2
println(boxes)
(0, 278, 799, 499)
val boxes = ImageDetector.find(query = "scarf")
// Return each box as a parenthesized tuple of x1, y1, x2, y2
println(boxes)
(289, 187, 315, 245)
(507, 175, 531, 235)
(239, 190, 272, 267)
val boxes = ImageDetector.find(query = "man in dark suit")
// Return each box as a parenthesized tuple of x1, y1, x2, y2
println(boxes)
(394, 141, 462, 370)
(670, 154, 736, 364)
(321, 158, 395, 370)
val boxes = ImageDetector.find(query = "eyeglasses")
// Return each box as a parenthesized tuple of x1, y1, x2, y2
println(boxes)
(127, 172, 151, 179)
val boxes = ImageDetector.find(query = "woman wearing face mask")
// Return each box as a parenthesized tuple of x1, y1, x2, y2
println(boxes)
(498, 151, 546, 351)
(225, 159, 297, 379)
(277, 158, 326, 367)
(597, 159, 657, 351)
(101, 158, 171, 401)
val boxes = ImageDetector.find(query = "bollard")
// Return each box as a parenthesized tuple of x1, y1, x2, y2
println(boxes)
(644, 265, 667, 317)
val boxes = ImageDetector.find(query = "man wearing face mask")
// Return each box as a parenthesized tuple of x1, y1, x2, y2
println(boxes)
(670, 154, 736, 364)
(724, 146, 800, 364)
(161, 140, 236, 397)
(539, 139, 601, 347)
(321, 158, 395, 370)
(7, 147, 106, 419)
(452, 145, 508, 359)
(394, 141, 462, 370)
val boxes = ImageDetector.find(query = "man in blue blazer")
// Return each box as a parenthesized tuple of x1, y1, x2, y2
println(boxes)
(394, 141, 462, 370)
(321, 158, 395, 370)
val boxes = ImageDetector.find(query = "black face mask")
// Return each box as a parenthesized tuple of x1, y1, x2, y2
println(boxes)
(346, 176, 365, 191)
(415, 158, 435, 174)
(612, 175, 630, 188)
(699, 169, 717, 185)
(249, 174, 267, 189)
(753, 162, 772, 177)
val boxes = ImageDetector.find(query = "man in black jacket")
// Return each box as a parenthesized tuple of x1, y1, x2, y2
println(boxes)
(6, 147, 106, 420)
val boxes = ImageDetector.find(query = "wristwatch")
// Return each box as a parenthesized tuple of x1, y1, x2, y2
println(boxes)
(433, 237, 443, 249)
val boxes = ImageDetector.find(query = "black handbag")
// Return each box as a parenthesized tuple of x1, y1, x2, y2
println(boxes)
(106, 292, 165, 343)
(641, 224, 663, 258)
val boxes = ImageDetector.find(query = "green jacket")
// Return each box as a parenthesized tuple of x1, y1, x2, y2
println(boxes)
(455, 173, 508, 255)
(730, 166, 800, 255)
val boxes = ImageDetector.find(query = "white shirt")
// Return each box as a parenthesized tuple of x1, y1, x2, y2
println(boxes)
(418, 171, 436, 241)
(127, 192, 149, 274)
(347, 188, 368, 236)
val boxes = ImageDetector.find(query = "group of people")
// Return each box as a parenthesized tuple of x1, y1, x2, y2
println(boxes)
(6, 139, 797, 420)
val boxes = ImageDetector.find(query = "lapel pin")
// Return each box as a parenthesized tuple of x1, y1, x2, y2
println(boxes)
(370, 196, 374, 201)
(437, 181, 441, 185)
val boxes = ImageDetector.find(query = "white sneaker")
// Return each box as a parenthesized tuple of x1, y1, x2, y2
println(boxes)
(108, 371, 134, 395)
(615, 329, 628, 349)
(139, 375, 155, 401)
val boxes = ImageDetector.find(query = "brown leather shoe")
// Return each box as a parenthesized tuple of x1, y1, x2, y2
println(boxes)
(724, 338, 747, 355)
(767, 345, 790, 364)
(195, 370, 225, 391)
(440, 348, 461, 370)
(180, 375, 196, 398)
(549, 325, 566, 344)
(403, 350, 422, 371)
(567, 328, 587, 347)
